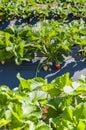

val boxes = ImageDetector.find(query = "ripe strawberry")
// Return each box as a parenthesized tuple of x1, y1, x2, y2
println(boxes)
(55, 64, 61, 69)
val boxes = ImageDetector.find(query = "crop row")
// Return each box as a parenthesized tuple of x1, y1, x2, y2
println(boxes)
(0, 72, 86, 129)
(0, 0, 86, 21)
(0, 19, 86, 70)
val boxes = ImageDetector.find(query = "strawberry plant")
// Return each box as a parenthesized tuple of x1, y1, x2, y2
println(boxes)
(0, 73, 86, 129)
(0, 0, 85, 20)
(0, 1, 86, 129)
(0, 19, 86, 69)
(0, 31, 14, 61)
(28, 20, 71, 69)
(68, 19, 86, 56)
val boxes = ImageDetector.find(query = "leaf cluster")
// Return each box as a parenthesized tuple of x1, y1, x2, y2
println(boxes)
(0, 0, 86, 21)
(0, 73, 86, 129)
(0, 19, 86, 69)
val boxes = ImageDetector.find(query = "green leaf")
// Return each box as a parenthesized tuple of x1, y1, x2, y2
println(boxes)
(11, 104, 23, 122)
(51, 73, 72, 89)
(0, 49, 13, 61)
(30, 78, 47, 90)
(74, 103, 84, 120)
(42, 73, 72, 97)
(23, 120, 35, 130)
(81, 103, 86, 119)
(62, 106, 73, 121)
(79, 75, 86, 84)
(36, 125, 52, 130)
(17, 73, 31, 91)
(22, 103, 37, 116)
(41, 83, 61, 97)
(5, 110, 11, 120)
(29, 90, 47, 103)
(76, 87, 86, 95)
(0, 118, 10, 128)
(16, 43, 24, 58)
(63, 85, 74, 95)
(17, 73, 47, 91)
(36, 120, 52, 130)
(77, 120, 85, 130)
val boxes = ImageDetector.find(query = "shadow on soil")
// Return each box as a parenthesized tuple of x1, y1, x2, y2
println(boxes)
(0, 57, 86, 89)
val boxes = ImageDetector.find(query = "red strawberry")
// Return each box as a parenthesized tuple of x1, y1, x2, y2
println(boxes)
(55, 64, 61, 69)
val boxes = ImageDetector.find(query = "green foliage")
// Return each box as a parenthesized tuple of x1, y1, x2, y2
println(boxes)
(0, 0, 86, 129)
(0, 19, 86, 68)
(0, 0, 86, 20)
(0, 73, 86, 129)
